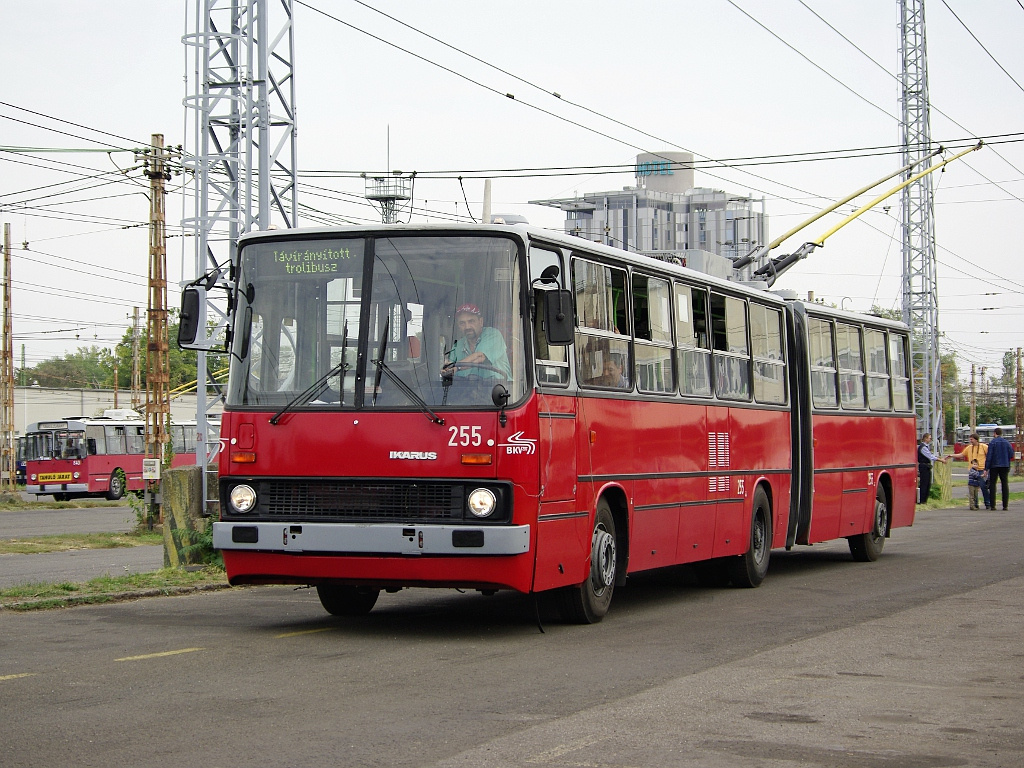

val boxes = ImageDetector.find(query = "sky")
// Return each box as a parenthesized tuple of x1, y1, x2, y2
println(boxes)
(1, 0, 1022, 386)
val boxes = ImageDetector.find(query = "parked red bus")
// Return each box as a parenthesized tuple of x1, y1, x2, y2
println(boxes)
(180, 224, 916, 622)
(24, 410, 219, 500)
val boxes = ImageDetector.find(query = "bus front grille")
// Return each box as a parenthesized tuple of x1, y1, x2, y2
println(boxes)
(252, 480, 464, 523)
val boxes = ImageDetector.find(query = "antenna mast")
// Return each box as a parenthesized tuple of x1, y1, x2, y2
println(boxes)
(183, 0, 299, 510)
(900, 0, 942, 443)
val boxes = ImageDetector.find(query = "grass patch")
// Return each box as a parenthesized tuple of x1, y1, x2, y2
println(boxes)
(0, 530, 163, 555)
(0, 495, 130, 512)
(0, 567, 229, 611)
(917, 490, 1024, 510)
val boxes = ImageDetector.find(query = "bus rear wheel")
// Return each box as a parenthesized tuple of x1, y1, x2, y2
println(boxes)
(106, 470, 125, 501)
(728, 487, 772, 588)
(558, 499, 617, 624)
(849, 486, 888, 562)
(316, 585, 380, 616)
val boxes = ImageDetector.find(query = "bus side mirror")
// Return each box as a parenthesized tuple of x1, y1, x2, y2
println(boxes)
(178, 286, 205, 348)
(544, 289, 574, 345)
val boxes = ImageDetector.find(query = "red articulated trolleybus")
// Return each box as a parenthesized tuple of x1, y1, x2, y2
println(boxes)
(24, 410, 218, 501)
(178, 223, 917, 623)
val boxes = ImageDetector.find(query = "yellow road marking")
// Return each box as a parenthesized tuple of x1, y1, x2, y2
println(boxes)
(0, 673, 36, 681)
(115, 647, 205, 662)
(275, 627, 331, 638)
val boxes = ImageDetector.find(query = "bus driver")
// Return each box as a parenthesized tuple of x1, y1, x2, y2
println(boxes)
(443, 303, 510, 380)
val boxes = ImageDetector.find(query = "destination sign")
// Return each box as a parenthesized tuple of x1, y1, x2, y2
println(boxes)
(37, 421, 69, 430)
(260, 242, 358, 277)
(38, 472, 73, 483)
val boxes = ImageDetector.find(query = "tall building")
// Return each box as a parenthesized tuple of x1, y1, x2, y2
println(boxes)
(531, 152, 768, 281)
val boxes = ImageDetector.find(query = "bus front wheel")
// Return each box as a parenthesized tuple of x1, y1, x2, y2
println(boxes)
(559, 499, 617, 624)
(849, 486, 888, 562)
(106, 470, 126, 501)
(316, 585, 380, 616)
(728, 487, 772, 588)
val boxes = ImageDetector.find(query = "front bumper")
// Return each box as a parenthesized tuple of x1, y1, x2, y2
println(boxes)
(26, 483, 90, 495)
(213, 521, 530, 556)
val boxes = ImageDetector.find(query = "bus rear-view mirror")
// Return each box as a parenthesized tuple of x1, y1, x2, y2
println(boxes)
(544, 289, 574, 345)
(178, 286, 205, 349)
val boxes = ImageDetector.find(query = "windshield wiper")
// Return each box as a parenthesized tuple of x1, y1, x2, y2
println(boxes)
(338, 321, 349, 407)
(269, 360, 346, 425)
(371, 318, 444, 425)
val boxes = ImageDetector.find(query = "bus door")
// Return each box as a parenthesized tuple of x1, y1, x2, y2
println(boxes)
(530, 246, 586, 592)
(708, 293, 751, 559)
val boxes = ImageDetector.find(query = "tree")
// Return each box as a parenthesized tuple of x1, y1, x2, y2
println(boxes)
(25, 314, 216, 392)
(29, 346, 115, 389)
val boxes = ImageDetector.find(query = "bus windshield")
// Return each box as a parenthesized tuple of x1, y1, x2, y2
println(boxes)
(25, 429, 86, 460)
(228, 233, 527, 410)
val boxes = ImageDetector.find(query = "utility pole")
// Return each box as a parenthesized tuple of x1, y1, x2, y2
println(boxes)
(970, 363, 977, 430)
(139, 135, 176, 461)
(0, 224, 13, 492)
(1016, 348, 1023, 476)
(131, 307, 141, 412)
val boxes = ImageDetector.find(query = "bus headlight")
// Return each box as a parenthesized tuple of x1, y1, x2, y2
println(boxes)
(467, 488, 496, 518)
(73, 472, 80, 479)
(30, 473, 36, 481)
(229, 484, 257, 513)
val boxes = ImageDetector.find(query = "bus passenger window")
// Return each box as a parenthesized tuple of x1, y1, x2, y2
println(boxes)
(634, 275, 674, 394)
(865, 329, 890, 410)
(808, 317, 838, 408)
(751, 303, 786, 405)
(676, 284, 711, 397)
(573, 258, 631, 390)
(889, 333, 912, 412)
(837, 323, 866, 409)
(711, 293, 750, 400)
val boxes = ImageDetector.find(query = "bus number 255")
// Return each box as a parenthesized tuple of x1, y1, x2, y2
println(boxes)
(448, 426, 482, 447)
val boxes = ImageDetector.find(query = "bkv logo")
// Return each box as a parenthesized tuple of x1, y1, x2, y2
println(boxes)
(498, 432, 537, 455)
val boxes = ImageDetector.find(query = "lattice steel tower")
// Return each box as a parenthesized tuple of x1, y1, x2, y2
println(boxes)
(183, 0, 298, 509)
(899, 0, 942, 443)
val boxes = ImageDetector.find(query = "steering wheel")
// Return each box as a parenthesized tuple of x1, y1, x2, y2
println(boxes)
(447, 361, 506, 377)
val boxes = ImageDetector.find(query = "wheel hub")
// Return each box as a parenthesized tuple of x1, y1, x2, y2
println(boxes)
(591, 527, 616, 590)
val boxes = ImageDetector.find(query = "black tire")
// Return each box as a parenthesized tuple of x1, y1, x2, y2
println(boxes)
(106, 470, 125, 501)
(53, 493, 70, 502)
(728, 487, 772, 588)
(849, 485, 888, 562)
(316, 585, 380, 616)
(558, 499, 618, 624)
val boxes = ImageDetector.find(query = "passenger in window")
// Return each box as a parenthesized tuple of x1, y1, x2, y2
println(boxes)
(598, 353, 628, 388)
(443, 303, 510, 380)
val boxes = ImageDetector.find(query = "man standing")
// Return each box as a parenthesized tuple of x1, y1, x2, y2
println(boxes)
(950, 433, 990, 510)
(917, 433, 947, 505)
(985, 427, 1014, 511)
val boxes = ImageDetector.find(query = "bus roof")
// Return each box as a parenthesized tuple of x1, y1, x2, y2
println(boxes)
(237, 223, 910, 331)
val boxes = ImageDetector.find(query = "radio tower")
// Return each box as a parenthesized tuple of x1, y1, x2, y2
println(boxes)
(899, 0, 943, 444)
(183, 0, 298, 510)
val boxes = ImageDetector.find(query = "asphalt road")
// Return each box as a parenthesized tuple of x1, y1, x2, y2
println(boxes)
(1, 505, 1023, 767)
(0, 504, 163, 588)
